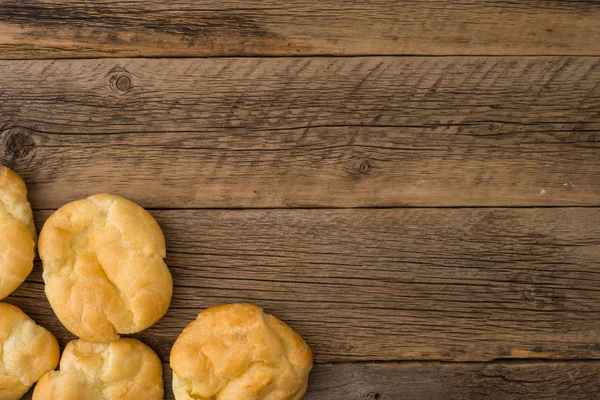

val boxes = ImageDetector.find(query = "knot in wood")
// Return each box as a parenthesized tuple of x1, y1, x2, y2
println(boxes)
(359, 159, 373, 174)
(1, 127, 36, 161)
(115, 75, 132, 92)
(488, 123, 500, 132)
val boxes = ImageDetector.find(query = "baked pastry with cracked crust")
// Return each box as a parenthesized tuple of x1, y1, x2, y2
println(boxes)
(0, 166, 36, 300)
(38, 193, 172, 342)
(0, 303, 59, 400)
(170, 303, 312, 400)
(33, 338, 163, 399)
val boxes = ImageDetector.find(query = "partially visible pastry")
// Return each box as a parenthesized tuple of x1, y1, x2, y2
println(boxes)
(33, 338, 164, 400)
(0, 166, 36, 300)
(0, 303, 59, 400)
(38, 193, 172, 342)
(170, 303, 313, 400)
(0, 166, 36, 240)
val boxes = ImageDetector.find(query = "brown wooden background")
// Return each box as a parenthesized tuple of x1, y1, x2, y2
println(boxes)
(1, 1, 599, 399)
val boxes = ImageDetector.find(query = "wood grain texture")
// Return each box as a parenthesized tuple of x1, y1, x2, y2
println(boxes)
(1, 57, 598, 208)
(6, 208, 600, 363)
(304, 362, 600, 400)
(1, 1, 599, 58)
(21, 361, 600, 400)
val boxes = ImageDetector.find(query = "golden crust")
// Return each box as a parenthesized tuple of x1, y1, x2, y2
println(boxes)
(0, 167, 36, 300)
(32, 338, 164, 400)
(0, 303, 59, 400)
(170, 303, 313, 400)
(0, 167, 36, 241)
(38, 193, 172, 342)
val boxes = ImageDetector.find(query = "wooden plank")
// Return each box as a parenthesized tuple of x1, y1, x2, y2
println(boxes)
(6, 208, 600, 363)
(22, 361, 600, 400)
(1, 57, 599, 208)
(1, 1, 599, 58)
(305, 362, 600, 400)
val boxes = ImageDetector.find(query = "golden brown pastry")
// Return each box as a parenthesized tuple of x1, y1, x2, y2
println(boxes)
(0, 303, 59, 400)
(0, 166, 36, 300)
(38, 193, 172, 342)
(170, 303, 313, 400)
(33, 338, 164, 400)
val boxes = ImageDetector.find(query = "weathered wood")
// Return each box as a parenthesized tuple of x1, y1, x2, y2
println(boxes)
(6, 208, 600, 363)
(1, 57, 598, 208)
(305, 362, 600, 400)
(1, 1, 599, 58)
(19, 361, 600, 400)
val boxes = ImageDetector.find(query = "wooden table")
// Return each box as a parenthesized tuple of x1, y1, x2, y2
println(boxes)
(1, 1, 599, 399)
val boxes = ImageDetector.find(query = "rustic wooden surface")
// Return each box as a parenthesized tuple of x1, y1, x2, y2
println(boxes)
(21, 361, 600, 400)
(303, 362, 600, 400)
(2, 1, 600, 399)
(1, 1, 599, 58)
(8, 208, 600, 363)
(1, 58, 599, 208)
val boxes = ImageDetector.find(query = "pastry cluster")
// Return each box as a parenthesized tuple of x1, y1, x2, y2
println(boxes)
(1, 166, 312, 399)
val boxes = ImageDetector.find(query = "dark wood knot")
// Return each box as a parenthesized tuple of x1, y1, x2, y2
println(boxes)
(1, 127, 36, 162)
(359, 159, 373, 174)
(488, 123, 500, 132)
(115, 75, 132, 92)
